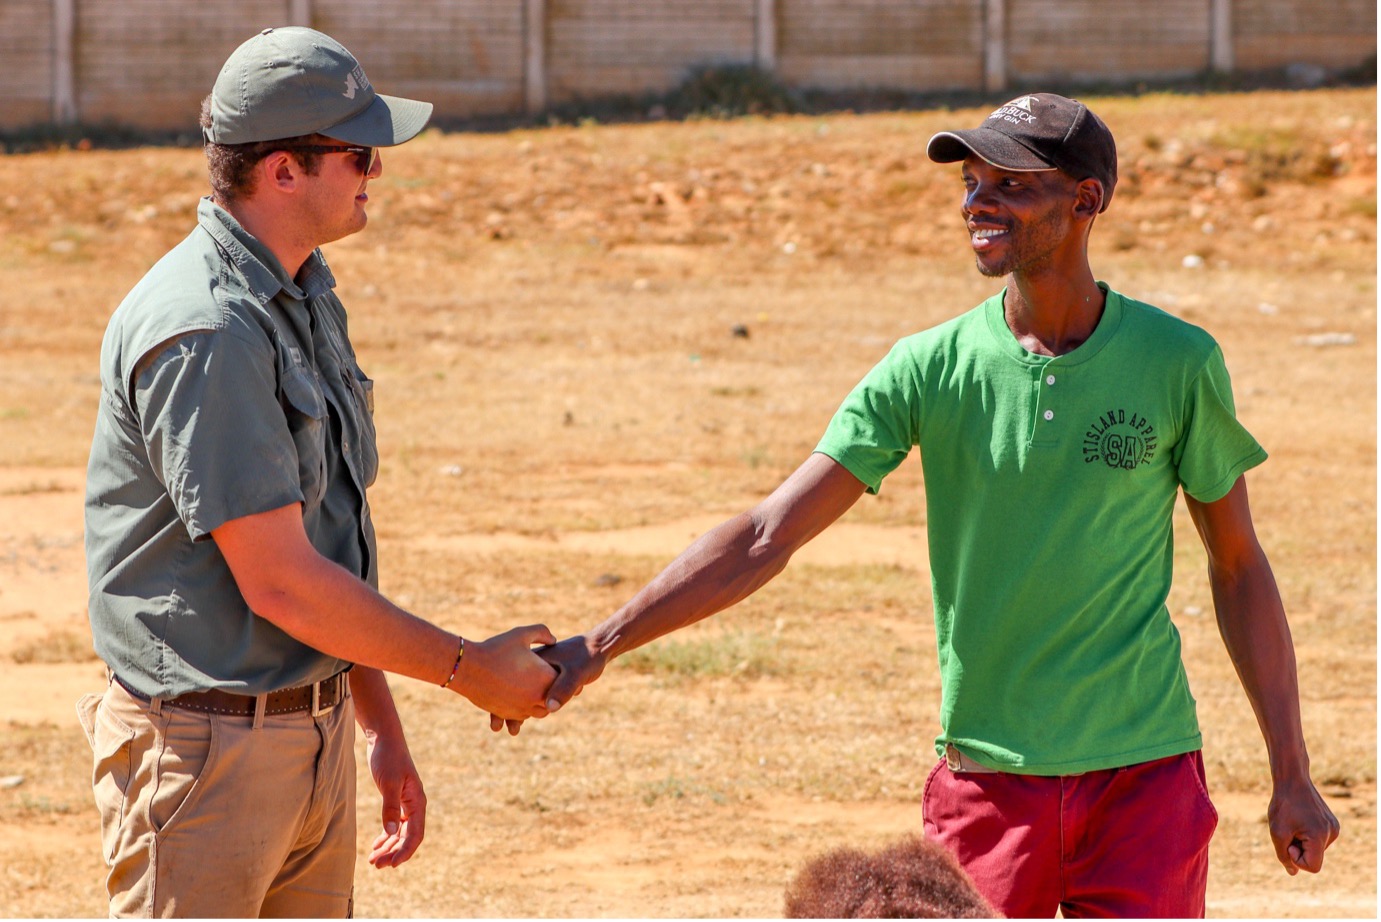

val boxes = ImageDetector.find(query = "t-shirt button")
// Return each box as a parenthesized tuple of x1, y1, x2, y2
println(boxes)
(1043, 410, 1054, 421)
(1046, 374, 1056, 385)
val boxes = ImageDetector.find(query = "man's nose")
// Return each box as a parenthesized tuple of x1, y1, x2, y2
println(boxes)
(964, 184, 996, 216)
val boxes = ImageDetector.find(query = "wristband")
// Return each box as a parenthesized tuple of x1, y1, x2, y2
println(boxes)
(440, 636, 465, 688)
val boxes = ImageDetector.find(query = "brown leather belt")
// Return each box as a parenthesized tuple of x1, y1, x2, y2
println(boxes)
(116, 670, 349, 718)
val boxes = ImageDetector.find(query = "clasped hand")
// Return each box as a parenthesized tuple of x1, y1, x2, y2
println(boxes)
(449, 624, 559, 720)
(488, 633, 606, 735)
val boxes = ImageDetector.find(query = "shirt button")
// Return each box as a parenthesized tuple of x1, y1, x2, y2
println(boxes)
(1043, 410, 1054, 421)
(343, 439, 350, 451)
(1046, 374, 1056, 385)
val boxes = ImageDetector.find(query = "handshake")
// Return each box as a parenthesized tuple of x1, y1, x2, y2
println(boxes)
(444, 624, 606, 734)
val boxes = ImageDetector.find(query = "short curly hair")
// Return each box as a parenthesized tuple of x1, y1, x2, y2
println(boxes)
(198, 95, 324, 204)
(784, 834, 999, 919)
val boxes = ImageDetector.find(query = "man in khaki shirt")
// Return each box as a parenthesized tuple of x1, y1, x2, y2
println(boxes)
(82, 27, 554, 916)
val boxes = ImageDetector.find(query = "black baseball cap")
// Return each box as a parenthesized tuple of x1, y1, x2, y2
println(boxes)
(927, 93, 1118, 212)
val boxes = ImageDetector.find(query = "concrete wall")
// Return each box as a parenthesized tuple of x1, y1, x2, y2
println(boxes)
(72, 0, 286, 128)
(548, 0, 757, 102)
(1006, 0, 1215, 83)
(1233, 0, 1377, 71)
(0, 0, 56, 127)
(776, 0, 985, 92)
(314, 1, 527, 115)
(3, 0, 1374, 133)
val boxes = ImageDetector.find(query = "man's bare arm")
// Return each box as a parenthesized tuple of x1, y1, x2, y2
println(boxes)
(349, 666, 427, 869)
(212, 502, 555, 720)
(538, 452, 868, 712)
(1185, 476, 1340, 874)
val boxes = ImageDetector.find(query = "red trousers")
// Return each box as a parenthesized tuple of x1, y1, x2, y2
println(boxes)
(923, 750, 1217, 918)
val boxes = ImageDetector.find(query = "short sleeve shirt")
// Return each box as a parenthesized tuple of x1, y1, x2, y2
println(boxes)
(84, 198, 380, 698)
(815, 284, 1266, 774)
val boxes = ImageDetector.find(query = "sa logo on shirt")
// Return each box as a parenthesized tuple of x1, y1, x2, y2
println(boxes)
(1082, 409, 1158, 469)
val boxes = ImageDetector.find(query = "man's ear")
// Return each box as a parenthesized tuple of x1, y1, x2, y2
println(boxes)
(1073, 178, 1105, 218)
(258, 150, 301, 195)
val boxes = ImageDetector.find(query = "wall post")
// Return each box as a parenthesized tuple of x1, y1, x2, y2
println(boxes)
(755, 0, 777, 70)
(52, 0, 77, 124)
(983, 0, 1007, 93)
(1210, 0, 1233, 72)
(524, 0, 546, 113)
(287, 0, 312, 27)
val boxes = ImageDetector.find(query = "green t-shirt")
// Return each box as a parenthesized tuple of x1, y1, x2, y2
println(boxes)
(815, 284, 1266, 775)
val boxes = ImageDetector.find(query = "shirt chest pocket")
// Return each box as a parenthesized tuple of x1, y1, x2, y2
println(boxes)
(342, 369, 380, 488)
(280, 365, 329, 510)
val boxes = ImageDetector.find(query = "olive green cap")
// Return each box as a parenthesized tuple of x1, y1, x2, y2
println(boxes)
(205, 27, 432, 146)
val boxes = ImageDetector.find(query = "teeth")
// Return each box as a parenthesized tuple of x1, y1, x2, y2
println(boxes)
(973, 228, 1006, 238)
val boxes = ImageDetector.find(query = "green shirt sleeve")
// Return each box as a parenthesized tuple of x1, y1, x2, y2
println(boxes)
(814, 340, 921, 494)
(1172, 345, 1267, 502)
(133, 328, 306, 540)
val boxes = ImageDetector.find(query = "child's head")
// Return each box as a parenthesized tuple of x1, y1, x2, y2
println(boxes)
(784, 834, 998, 918)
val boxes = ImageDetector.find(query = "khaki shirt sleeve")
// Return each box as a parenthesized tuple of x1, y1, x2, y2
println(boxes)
(133, 328, 305, 540)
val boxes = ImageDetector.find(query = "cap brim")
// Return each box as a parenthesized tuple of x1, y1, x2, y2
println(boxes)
(322, 93, 433, 147)
(926, 128, 1055, 172)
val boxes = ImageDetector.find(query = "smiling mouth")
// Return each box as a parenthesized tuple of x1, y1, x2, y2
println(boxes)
(970, 227, 1008, 247)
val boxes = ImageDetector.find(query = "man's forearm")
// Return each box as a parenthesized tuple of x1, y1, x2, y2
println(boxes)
(590, 510, 795, 659)
(350, 665, 407, 739)
(213, 502, 556, 721)
(587, 454, 868, 662)
(1211, 556, 1311, 781)
(249, 550, 457, 687)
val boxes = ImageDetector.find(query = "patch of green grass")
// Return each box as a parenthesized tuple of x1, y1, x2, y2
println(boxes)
(885, 179, 925, 200)
(10, 631, 98, 665)
(1347, 195, 1377, 219)
(15, 794, 78, 817)
(0, 119, 195, 154)
(740, 445, 772, 469)
(623, 630, 778, 681)
(665, 65, 800, 119)
(1210, 126, 1340, 182)
(640, 774, 729, 806)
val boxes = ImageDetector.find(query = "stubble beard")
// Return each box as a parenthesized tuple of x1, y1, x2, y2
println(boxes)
(972, 203, 1068, 279)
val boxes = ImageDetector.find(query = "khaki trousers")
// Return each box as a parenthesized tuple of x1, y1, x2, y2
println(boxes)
(77, 677, 356, 918)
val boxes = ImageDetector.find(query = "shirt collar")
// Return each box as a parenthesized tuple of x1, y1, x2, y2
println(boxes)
(196, 197, 337, 304)
(984, 281, 1123, 366)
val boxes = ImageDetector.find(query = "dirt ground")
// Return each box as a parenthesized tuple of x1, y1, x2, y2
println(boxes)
(0, 87, 1374, 917)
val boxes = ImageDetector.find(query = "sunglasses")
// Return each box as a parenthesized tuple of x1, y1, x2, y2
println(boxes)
(271, 144, 379, 174)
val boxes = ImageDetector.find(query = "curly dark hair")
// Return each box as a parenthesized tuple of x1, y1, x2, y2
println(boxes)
(784, 834, 999, 919)
(198, 95, 325, 204)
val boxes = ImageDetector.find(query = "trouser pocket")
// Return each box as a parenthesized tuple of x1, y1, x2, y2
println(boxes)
(87, 694, 137, 863)
(76, 693, 101, 750)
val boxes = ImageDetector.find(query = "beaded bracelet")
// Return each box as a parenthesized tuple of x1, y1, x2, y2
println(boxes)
(440, 636, 465, 688)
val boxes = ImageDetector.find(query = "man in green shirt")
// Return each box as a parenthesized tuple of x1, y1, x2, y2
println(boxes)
(531, 94, 1339, 916)
(81, 27, 556, 917)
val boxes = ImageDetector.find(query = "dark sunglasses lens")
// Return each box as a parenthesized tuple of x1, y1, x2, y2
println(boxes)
(357, 147, 377, 173)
